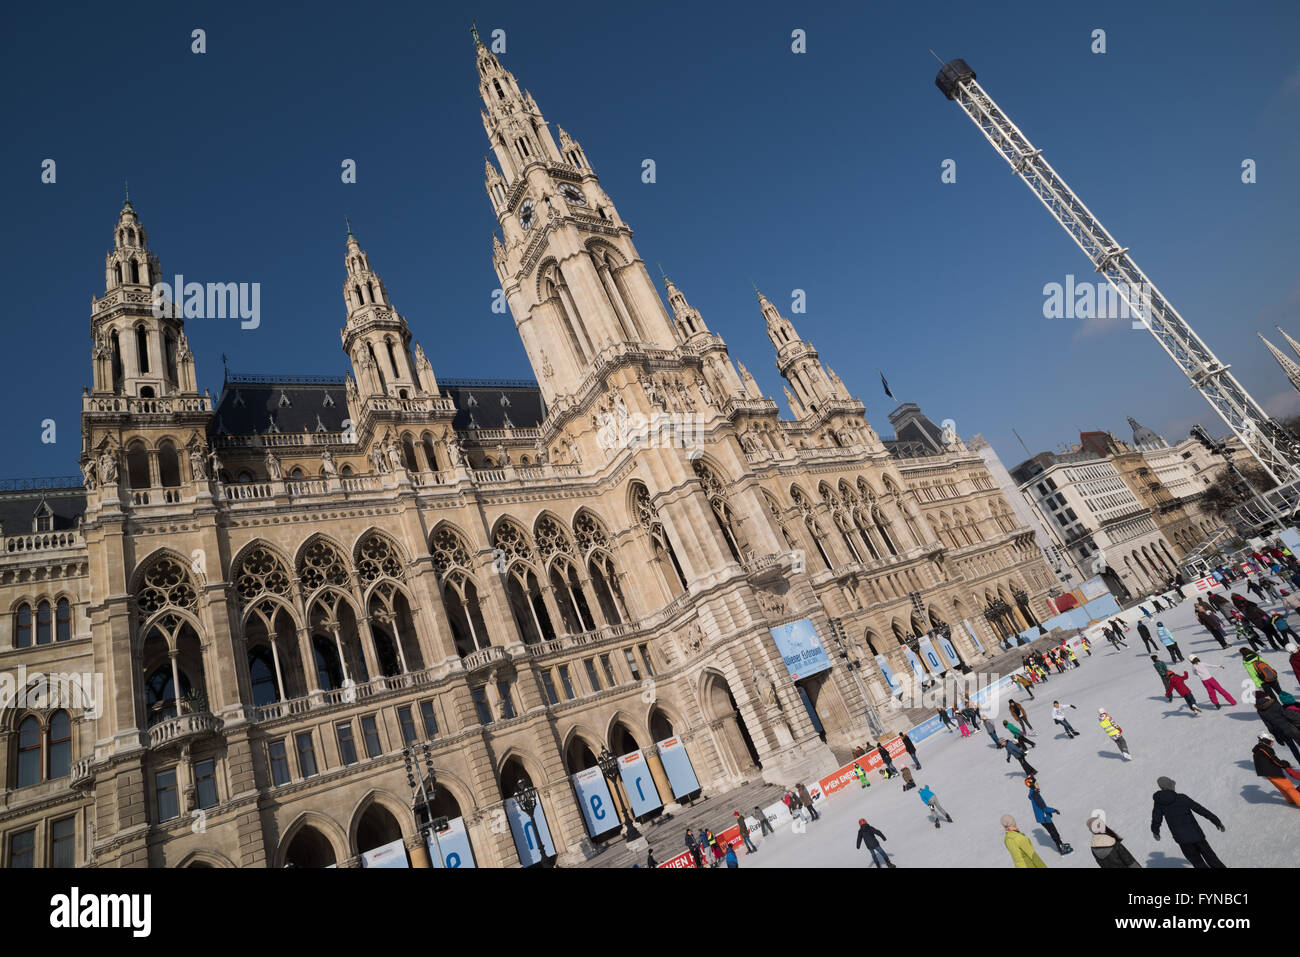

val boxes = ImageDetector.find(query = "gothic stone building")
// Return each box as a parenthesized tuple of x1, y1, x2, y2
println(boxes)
(0, 39, 1056, 868)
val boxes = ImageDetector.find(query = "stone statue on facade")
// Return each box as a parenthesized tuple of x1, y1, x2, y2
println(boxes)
(386, 435, 404, 471)
(320, 449, 337, 477)
(98, 448, 118, 485)
(446, 432, 463, 468)
(264, 450, 283, 481)
(80, 457, 98, 491)
(189, 444, 208, 481)
(495, 443, 511, 466)
(370, 443, 387, 474)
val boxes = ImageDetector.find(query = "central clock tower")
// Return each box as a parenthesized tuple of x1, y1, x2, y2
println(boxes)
(475, 30, 680, 404)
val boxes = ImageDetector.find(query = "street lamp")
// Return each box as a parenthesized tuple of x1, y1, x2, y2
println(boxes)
(512, 778, 554, 863)
(404, 741, 444, 866)
(596, 747, 641, 841)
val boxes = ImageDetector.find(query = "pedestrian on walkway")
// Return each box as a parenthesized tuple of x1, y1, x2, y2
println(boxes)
(1150, 777, 1227, 868)
(646, 848, 658, 868)
(876, 741, 899, 777)
(1002, 738, 1037, 776)
(1197, 610, 1229, 650)
(1248, 578, 1268, 602)
(1136, 620, 1159, 654)
(1272, 611, 1299, 644)
(918, 783, 952, 828)
(1092, 707, 1133, 759)
(1085, 809, 1141, 868)
(1008, 699, 1034, 733)
(1051, 700, 1080, 738)
(1189, 656, 1236, 708)
(1242, 649, 1284, 703)
(1163, 670, 1203, 715)
(1001, 815, 1046, 868)
(751, 806, 774, 836)
(1011, 672, 1035, 699)
(1025, 776, 1073, 856)
(706, 829, 725, 867)
(900, 731, 921, 770)
(1253, 733, 1300, 807)
(724, 844, 738, 868)
(1255, 694, 1300, 764)
(981, 714, 1003, 746)
(957, 710, 971, 737)
(937, 707, 956, 733)
(855, 818, 895, 868)
(733, 811, 757, 853)
(796, 782, 820, 821)
(1245, 602, 1287, 650)
(1156, 621, 1185, 663)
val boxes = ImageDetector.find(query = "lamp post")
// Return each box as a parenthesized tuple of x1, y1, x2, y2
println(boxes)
(513, 778, 553, 863)
(596, 747, 641, 841)
(827, 616, 884, 735)
(403, 741, 440, 867)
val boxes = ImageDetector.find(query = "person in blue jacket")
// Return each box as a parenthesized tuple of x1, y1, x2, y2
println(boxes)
(918, 783, 952, 829)
(1026, 776, 1073, 855)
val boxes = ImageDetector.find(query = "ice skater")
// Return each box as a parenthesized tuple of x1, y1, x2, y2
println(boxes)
(1086, 809, 1141, 868)
(1252, 733, 1300, 807)
(1025, 776, 1073, 856)
(1002, 718, 1034, 750)
(855, 818, 894, 867)
(1001, 815, 1046, 868)
(1188, 655, 1235, 708)
(1155, 621, 1185, 663)
(1136, 620, 1159, 654)
(1151, 655, 1171, 695)
(918, 783, 952, 828)
(1271, 610, 1299, 644)
(1097, 708, 1132, 760)
(1002, 738, 1037, 776)
(1254, 693, 1300, 764)
(1150, 777, 1227, 869)
(1288, 643, 1300, 686)
(1051, 700, 1080, 739)
(732, 811, 757, 853)
(875, 741, 899, 777)
(899, 731, 921, 770)
(1163, 670, 1203, 715)
(936, 707, 956, 733)
(981, 713, 1003, 746)
(1242, 649, 1284, 703)
(851, 762, 871, 789)
(751, 806, 775, 836)
(1008, 699, 1034, 733)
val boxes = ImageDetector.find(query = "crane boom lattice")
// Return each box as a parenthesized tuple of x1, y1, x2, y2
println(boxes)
(935, 59, 1300, 488)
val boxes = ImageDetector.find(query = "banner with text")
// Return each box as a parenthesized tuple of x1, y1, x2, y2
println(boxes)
(572, 766, 620, 838)
(656, 736, 700, 799)
(506, 796, 556, 867)
(427, 815, 477, 868)
(618, 749, 664, 818)
(770, 618, 832, 680)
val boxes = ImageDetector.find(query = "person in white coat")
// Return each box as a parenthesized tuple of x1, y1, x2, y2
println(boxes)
(1051, 700, 1080, 739)
(1188, 655, 1237, 709)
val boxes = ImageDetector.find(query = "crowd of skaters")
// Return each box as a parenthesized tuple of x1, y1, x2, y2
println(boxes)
(662, 543, 1300, 868)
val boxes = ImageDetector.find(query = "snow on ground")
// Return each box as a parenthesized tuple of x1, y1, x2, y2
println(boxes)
(744, 586, 1300, 868)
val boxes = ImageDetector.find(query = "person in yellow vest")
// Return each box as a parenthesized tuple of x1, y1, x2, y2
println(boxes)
(1001, 814, 1046, 868)
(852, 762, 871, 789)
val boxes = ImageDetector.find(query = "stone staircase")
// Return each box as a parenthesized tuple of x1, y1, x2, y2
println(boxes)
(579, 778, 791, 868)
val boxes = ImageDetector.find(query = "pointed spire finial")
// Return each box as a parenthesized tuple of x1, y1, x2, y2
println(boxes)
(345, 215, 353, 238)
(471, 20, 482, 47)
(123, 180, 133, 210)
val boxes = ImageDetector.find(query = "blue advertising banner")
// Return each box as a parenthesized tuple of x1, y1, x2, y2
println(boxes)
(938, 634, 962, 666)
(618, 750, 663, 818)
(506, 796, 555, 866)
(427, 815, 477, 869)
(656, 736, 700, 799)
(963, 619, 985, 654)
(901, 646, 926, 680)
(572, 766, 620, 838)
(917, 635, 946, 674)
(874, 654, 900, 692)
(769, 618, 832, 680)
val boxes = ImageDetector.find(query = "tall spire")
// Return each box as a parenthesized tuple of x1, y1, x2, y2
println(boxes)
(1276, 326, 1300, 362)
(470, 20, 481, 48)
(1260, 333, 1300, 394)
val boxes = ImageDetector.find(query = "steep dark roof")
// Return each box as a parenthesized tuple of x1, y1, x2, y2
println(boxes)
(440, 378, 545, 431)
(210, 374, 546, 436)
(0, 483, 85, 534)
(211, 375, 350, 437)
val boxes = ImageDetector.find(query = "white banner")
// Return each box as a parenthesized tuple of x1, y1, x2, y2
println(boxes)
(360, 837, 409, 868)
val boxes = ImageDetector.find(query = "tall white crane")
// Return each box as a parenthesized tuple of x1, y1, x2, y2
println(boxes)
(935, 58, 1300, 488)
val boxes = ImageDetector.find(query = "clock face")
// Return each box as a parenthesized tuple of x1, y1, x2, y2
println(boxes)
(519, 198, 534, 230)
(561, 184, 586, 206)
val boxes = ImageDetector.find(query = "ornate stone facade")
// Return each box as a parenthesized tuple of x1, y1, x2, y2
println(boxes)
(0, 40, 1056, 868)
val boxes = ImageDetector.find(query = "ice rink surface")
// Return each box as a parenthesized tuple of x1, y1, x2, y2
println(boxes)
(742, 586, 1300, 868)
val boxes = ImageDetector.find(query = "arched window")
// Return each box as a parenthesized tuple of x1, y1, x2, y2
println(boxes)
(157, 441, 181, 487)
(48, 711, 71, 779)
(432, 527, 490, 656)
(248, 646, 279, 707)
(14, 603, 31, 648)
(631, 483, 688, 596)
(386, 340, 400, 377)
(165, 334, 178, 382)
(36, 600, 52, 645)
(692, 460, 744, 562)
(111, 331, 123, 393)
(17, 716, 42, 787)
(126, 441, 150, 489)
(136, 325, 150, 374)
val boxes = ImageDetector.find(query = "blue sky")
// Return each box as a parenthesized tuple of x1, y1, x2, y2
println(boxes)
(2, 0, 1298, 479)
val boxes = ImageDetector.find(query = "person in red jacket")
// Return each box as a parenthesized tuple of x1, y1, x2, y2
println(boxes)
(1164, 670, 1203, 715)
(1288, 642, 1300, 687)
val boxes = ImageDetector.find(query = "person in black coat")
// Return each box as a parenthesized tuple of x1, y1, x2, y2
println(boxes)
(1002, 738, 1037, 776)
(1136, 621, 1158, 654)
(876, 742, 899, 776)
(899, 731, 921, 770)
(855, 818, 894, 868)
(1086, 809, 1141, 868)
(1150, 777, 1226, 868)
(1252, 733, 1300, 807)
(1255, 695, 1300, 764)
